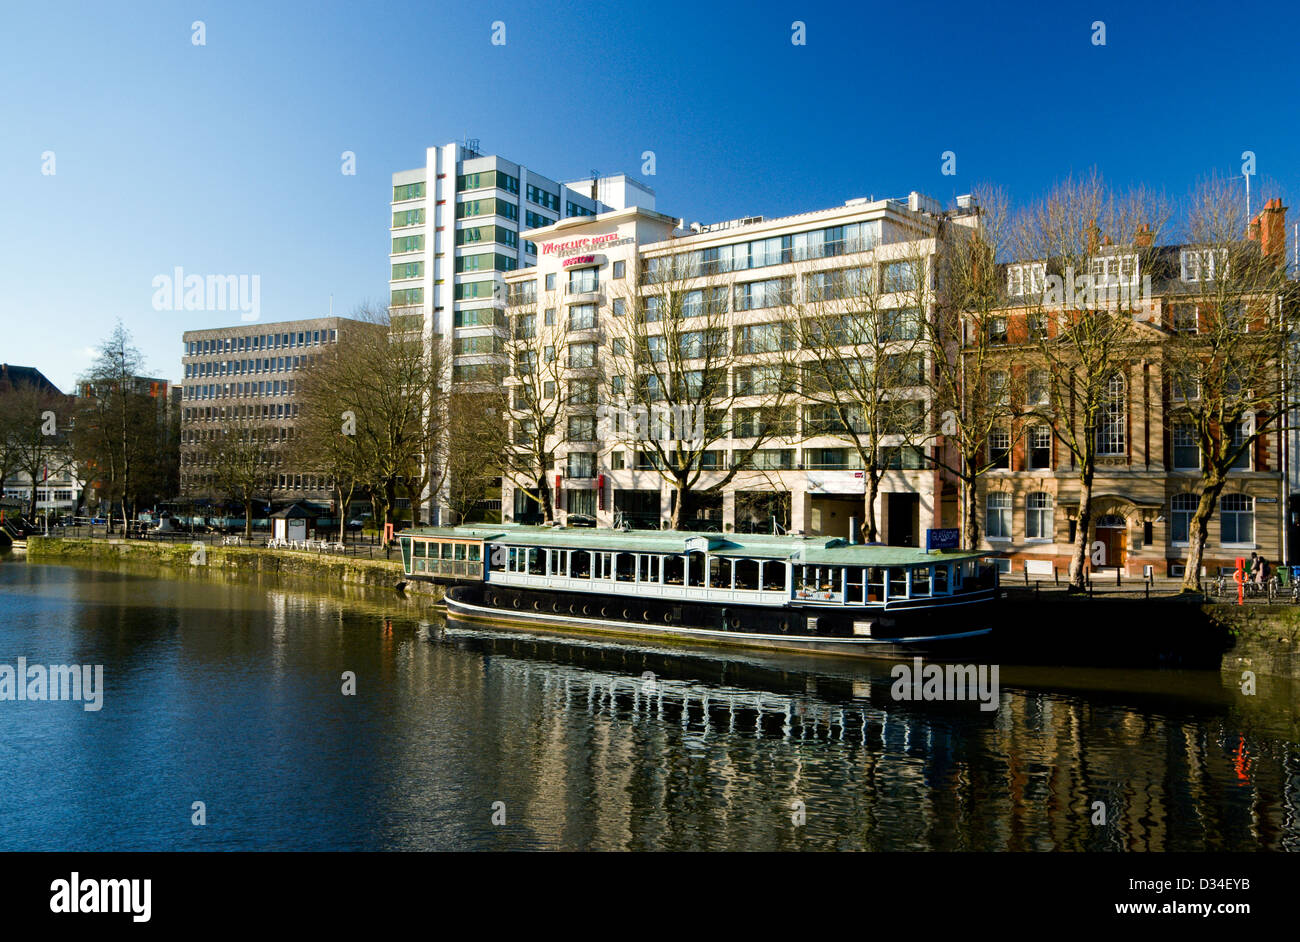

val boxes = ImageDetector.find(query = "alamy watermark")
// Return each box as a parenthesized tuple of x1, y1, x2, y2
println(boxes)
(596, 403, 705, 444)
(151, 267, 260, 321)
(889, 657, 999, 712)
(0, 658, 103, 711)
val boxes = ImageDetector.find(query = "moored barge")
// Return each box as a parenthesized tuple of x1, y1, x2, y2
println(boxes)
(398, 525, 999, 659)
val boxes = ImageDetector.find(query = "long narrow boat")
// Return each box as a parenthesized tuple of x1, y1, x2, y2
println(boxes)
(397, 525, 999, 660)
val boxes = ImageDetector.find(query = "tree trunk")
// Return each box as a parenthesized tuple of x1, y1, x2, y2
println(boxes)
(862, 470, 881, 543)
(538, 476, 554, 523)
(962, 477, 979, 551)
(243, 489, 254, 541)
(1067, 480, 1094, 590)
(1181, 478, 1226, 593)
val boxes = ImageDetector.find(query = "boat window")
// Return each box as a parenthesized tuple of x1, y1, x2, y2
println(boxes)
(664, 555, 684, 585)
(615, 553, 635, 582)
(762, 561, 786, 591)
(454, 543, 466, 561)
(846, 567, 865, 603)
(413, 541, 426, 558)
(710, 556, 732, 589)
(468, 544, 481, 562)
(642, 555, 661, 583)
(867, 567, 885, 602)
(571, 550, 592, 579)
(401, 538, 412, 570)
(888, 568, 908, 599)
(734, 559, 759, 591)
(686, 551, 707, 587)
(912, 566, 931, 597)
(933, 564, 949, 594)
(528, 548, 545, 575)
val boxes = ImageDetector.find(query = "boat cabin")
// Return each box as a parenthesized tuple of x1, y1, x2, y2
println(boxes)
(399, 525, 990, 609)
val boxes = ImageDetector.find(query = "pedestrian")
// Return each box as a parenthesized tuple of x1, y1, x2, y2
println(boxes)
(1255, 554, 1268, 586)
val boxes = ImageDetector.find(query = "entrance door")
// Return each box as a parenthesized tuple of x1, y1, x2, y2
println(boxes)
(1094, 515, 1127, 568)
(887, 493, 919, 547)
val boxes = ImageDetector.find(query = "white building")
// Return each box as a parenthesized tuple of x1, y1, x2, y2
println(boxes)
(498, 192, 975, 542)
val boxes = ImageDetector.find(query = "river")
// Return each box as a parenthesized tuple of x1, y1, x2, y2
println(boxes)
(1, 560, 1297, 851)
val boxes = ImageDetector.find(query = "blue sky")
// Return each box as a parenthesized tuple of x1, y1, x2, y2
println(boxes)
(2, 0, 1297, 391)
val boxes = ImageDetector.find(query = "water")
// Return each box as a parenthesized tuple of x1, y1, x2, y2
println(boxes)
(1, 560, 1298, 851)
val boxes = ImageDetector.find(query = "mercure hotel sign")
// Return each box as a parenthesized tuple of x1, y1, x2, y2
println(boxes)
(540, 233, 634, 258)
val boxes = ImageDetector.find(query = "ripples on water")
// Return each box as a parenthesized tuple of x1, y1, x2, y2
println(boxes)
(1, 561, 1297, 851)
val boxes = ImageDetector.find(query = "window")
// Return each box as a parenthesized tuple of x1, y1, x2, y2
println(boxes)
(566, 451, 596, 477)
(1170, 492, 1197, 544)
(1028, 426, 1052, 469)
(610, 450, 625, 470)
(612, 298, 626, 317)
(987, 492, 1011, 539)
(1027, 312, 1047, 340)
(1097, 373, 1126, 455)
(1026, 493, 1052, 540)
(543, 307, 555, 326)
(1027, 369, 1049, 407)
(567, 416, 596, 442)
(1220, 494, 1254, 544)
(1226, 422, 1252, 470)
(986, 316, 1008, 344)
(734, 322, 793, 354)
(987, 430, 1010, 469)
(1171, 304, 1198, 333)
(1007, 262, 1046, 298)
(734, 278, 793, 311)
(882, 261, 917, 293)
(569, 379, 596, 405)
(988, 370, 1010, 408)
(569, 267, 599, 294)
(613, 260, 626, 279)
(545, 273, 556, 291)
(1181, 248, 1227, 282)
(393, 181, 425, 201)
(527, 184, 559, 212)
(1172, 425, 1200, 470)
(1169, 368, 1200, 402)
(569, 304, 597, 330)
(568, 342, 596, 368)
(1090, 252, 1138, 287)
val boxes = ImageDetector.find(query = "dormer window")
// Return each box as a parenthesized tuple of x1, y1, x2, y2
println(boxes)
(1181, 248, 1227, 282)
(1007, 262, 1046, 297)
(1090, 253, 1139, 286)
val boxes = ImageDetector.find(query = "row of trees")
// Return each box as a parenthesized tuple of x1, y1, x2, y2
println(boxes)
(1, 324, 177, 529)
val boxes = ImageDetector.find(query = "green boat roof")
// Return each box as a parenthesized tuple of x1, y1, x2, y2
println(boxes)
(400, 524, 983, 566)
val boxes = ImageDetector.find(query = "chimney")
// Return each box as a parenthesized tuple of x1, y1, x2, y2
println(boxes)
(1134, 223, 1153, 248)
(1085, 220, 1101, 253)
(1250, 197, 1288, 264)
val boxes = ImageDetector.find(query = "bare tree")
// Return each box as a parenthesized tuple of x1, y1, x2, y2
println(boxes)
(1014, 172, 1171, 588)
(793, 242, 931, 542)
(603, 253, 798, 530)
(444, 386, 507, 524)
(202, 417, 278, 539)
(1162, 176, 1292, 590)
(500, 284, 585, 524)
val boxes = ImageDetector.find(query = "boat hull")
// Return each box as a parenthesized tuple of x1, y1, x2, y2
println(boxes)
(443, 584, 993, 661)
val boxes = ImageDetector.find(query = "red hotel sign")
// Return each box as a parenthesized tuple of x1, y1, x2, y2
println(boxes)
(563, 254, 595, 267)
(540, 233, 635, 258)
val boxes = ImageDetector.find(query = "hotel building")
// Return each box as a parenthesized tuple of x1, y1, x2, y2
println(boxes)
(499, 192, 977, 540)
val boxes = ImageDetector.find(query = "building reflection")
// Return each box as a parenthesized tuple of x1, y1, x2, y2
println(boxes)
(432, 619, 1298, 851)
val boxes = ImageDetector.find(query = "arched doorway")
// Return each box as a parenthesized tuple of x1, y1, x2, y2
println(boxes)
(1094, 514, 1128, 569)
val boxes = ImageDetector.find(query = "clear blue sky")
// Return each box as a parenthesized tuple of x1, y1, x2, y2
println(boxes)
(2, 0, 1297, 391)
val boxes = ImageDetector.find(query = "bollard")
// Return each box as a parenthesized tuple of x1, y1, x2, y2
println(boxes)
(1116, 566, 1121, 587)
